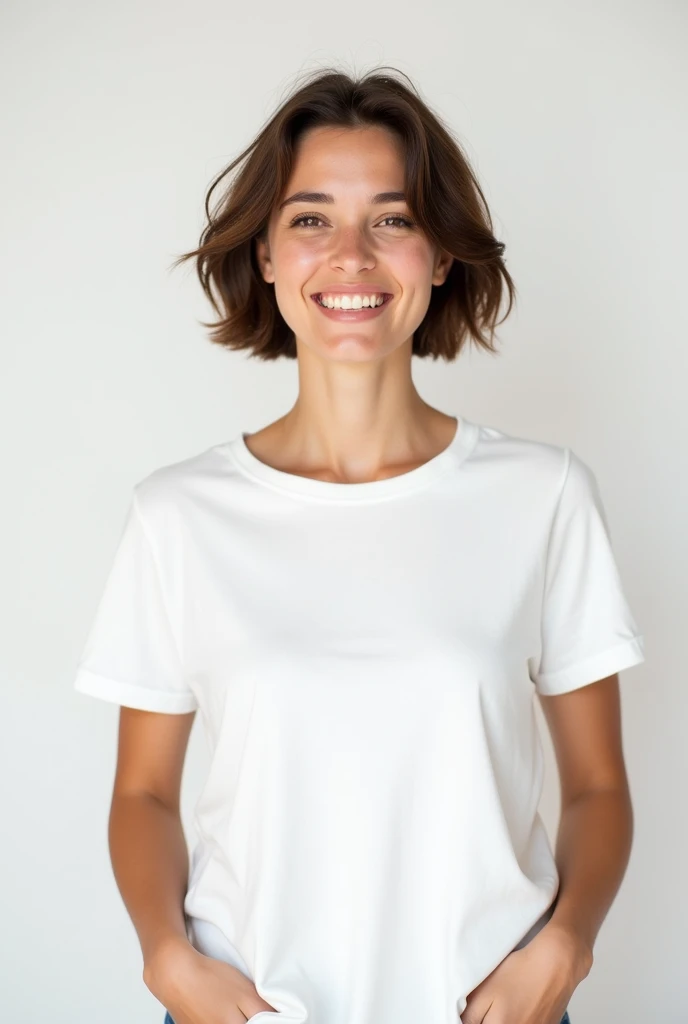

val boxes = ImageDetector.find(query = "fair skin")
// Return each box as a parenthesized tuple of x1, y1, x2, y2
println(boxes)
(249, 122, 458, 482)
(120, 124, 633, 1024)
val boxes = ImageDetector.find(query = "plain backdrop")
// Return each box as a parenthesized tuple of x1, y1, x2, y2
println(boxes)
(2, 1, 685, 1021)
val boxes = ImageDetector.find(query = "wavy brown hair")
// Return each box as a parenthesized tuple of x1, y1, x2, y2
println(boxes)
(170, 65, 516, 361)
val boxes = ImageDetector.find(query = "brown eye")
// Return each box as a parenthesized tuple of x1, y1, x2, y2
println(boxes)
(289, 213, 326, 228)
(288, 213, 415, 230)
(379, 216, 415, 228)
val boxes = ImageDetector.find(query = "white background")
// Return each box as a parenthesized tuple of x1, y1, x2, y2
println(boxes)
(2, 1, 685, 1021)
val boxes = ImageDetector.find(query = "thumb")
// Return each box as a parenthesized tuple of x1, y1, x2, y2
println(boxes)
(460, 997, 489, 1024)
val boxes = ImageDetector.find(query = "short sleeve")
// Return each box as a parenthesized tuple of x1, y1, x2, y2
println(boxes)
(73, 488, 199, 713)
(530, 448, 645, 696)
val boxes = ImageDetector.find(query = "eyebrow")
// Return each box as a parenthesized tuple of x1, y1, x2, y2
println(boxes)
(278, 190, 407, 211)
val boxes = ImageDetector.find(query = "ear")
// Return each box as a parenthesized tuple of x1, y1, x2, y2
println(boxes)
(255, 232, 275, 284)
(431, 248, 454, 287)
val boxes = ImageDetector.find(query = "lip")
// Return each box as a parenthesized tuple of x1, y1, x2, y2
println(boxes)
(310, 285, 393, 296)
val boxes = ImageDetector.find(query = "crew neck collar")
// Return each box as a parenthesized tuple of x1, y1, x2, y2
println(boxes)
(221, 417, 479, 503)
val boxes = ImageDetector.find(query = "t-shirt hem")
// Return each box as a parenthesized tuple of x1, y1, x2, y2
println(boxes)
(73, 667, 198, 713)
(534, 634, 645, 695)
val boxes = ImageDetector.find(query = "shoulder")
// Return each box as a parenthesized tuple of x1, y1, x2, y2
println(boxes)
(473, 419, 573, 485)
(129, 442, 229, 530)
(471, 420, 604, 521)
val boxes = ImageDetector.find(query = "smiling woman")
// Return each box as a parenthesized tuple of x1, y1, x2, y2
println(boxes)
(169, 66, 516, 362)
(75, 64, 644, 1024)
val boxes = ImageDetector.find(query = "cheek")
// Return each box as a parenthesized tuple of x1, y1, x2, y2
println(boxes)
(277, 236, 328, 270)
(385, 239, 436, 282)
(272, 242, 324, 304)
(268, 242, 313, 293)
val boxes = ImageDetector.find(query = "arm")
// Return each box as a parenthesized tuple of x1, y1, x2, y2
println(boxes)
(107, 706, 197, 979)
(538, 671, 633, 967)
(108, 706, 279, 1022)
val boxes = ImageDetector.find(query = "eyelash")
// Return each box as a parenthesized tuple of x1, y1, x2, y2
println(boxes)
(288, 213, 415, 230)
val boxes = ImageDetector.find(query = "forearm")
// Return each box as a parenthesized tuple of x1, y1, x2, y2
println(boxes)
(108, 792, 193, 973)
(547, 786, 634, 958)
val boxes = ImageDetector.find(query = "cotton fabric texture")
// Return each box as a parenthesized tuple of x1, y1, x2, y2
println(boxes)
(74, 416, 644, 1024)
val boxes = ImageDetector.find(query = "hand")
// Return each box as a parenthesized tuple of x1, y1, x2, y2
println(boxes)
(460, 923, 593, 1024)
(143, 936, 278, 1024)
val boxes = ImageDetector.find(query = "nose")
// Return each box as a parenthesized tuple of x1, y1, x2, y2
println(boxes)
(329, 225, 376, 274)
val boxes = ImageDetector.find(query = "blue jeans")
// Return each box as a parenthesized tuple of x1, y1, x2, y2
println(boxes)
(163, 1012, 571, 1023)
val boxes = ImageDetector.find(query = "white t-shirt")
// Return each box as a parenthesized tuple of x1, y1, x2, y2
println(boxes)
(74, 416, 645, 1024)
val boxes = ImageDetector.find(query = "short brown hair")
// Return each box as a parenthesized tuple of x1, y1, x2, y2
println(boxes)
(171, 66, 516, 361)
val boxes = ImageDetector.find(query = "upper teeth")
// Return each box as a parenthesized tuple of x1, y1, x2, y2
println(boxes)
(318, 294, 386, 309)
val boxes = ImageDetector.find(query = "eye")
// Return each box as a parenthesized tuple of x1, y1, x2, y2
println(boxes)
(287, 213, 416, 230)
(378, 215, 415, 229)
(288, 213, 327, 229)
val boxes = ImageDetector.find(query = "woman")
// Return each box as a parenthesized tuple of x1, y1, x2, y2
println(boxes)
(74, 67, 645, 1024)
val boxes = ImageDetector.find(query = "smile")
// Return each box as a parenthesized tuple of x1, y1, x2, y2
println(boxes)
(310, 292, 393, 321)
(313, 293, 392, 309)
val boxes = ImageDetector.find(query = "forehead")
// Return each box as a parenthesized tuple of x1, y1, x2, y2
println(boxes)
(285, 125, 406, 191)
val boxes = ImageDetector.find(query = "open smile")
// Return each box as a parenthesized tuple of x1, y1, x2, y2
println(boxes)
(310, 292, 393, 321)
